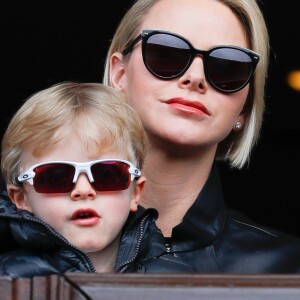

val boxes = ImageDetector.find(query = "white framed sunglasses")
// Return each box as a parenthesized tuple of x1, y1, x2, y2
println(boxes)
(17, 159, 141, 193)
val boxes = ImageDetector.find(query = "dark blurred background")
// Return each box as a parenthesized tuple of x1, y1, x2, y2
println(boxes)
(1, 1, 300, 236)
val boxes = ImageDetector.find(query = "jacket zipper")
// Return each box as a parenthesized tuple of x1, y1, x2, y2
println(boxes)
(23, 214, 96, 272)
(114, 215, 147, 272)
(165, 242, 171, 253)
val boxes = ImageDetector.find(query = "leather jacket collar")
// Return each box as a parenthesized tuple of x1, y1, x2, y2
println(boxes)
(171, 164, 226, 251)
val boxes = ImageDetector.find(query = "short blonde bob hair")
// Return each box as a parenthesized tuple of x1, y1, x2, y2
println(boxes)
(103, 0, 269, 169)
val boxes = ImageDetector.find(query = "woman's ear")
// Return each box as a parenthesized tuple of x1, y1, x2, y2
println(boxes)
(130, 176, 146, 212)
(7, 184, 32, 212)
(110, 52, 127, 92)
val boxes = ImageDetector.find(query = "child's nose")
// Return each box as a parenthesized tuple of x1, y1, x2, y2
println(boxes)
(70, 173, 96, 200)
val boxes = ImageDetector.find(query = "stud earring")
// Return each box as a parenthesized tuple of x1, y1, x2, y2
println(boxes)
(235, 121, 242, 130)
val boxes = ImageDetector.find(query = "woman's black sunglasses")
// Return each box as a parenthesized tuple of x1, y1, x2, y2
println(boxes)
(123, 29, 260, 93)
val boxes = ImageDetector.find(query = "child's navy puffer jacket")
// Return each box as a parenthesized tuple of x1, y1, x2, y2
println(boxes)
(0, 192, 192, 278)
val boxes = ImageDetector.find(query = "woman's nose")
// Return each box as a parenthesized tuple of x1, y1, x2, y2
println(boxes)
(177, 56, 208, 92)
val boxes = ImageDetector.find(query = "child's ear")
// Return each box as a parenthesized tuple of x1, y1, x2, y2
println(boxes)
(7, 184, 32, 212)
(130, 176, 146, 212)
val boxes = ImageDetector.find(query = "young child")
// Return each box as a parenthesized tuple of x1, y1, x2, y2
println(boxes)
(0, 82, 191, 278)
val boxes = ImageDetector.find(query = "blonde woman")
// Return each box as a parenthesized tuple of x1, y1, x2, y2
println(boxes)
(103, 0, 300, 272)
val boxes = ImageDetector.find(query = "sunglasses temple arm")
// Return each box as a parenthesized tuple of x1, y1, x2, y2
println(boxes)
(129, 167, 141, 181)
(123, 35, 142, 55)
(17, 171, 35, 185)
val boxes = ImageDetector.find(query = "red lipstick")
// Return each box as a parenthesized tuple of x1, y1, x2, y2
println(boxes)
(165, 98, 210, 116)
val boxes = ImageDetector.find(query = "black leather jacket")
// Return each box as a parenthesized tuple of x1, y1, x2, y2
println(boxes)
(163, 164, 300, 273)
(0, 193, 192, 278)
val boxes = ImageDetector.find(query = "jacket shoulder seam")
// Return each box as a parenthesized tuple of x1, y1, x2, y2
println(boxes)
(232, 219, 279, 237)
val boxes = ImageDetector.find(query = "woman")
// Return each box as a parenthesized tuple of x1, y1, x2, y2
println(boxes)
(103, 0, 300, 272)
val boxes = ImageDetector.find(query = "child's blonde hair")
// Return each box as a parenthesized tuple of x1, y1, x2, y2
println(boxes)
(1, 82, 148, 185)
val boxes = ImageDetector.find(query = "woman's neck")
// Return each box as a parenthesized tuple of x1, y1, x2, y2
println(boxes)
(140, 146, 216, 237)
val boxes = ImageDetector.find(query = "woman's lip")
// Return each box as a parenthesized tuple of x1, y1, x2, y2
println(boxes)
(165, 98, 210, 115)
(71, 208, 100, 226)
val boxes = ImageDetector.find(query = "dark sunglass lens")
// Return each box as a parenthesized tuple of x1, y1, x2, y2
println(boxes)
(33, 163, 75, 193)
(144, 33, 191, 78)
(206, 48, 253, 91)
(91, 161, 130, 191)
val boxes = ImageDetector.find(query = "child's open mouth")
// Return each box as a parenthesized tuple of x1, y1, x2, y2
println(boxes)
(71, 209, 100, 226)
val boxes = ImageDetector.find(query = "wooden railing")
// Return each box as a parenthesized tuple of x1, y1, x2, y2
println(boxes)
(1, 273, 300, 300)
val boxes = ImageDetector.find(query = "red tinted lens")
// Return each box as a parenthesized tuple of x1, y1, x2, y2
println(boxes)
(144, 33, 191, 78)
(91, 161, 131, 191)
(33, 163, 75, 193)
(206, 48, 253, 92)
